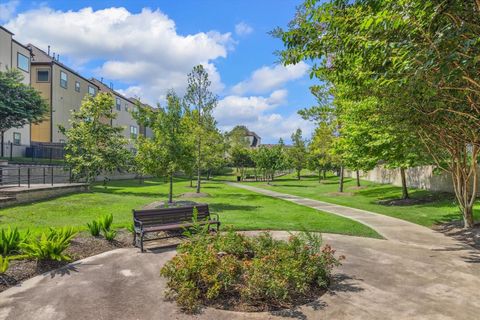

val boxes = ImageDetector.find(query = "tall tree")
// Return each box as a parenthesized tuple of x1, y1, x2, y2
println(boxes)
(288, 129, 307, 180)
(60, 93, 131, 183)
(184, 65, 218, 193)
(134, 91, 193, 203)
(308, 123, 335, 182)
(253, 144, 287, 184)
(0, 69, 47, 157)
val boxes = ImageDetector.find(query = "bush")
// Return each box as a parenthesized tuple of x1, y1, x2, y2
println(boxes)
(99, 214, 113, 232)
(86, 220, 101, 237)
(160, 230, 343, 313)
(0, 227, 29, 256)
(20, 227, 77, 262)
(102, 229, 117, 241)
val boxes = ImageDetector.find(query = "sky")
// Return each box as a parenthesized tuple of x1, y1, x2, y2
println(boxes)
(0, 0, 317, 143)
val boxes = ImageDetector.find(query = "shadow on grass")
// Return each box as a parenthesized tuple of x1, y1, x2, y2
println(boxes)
(210, 203, 260, 212)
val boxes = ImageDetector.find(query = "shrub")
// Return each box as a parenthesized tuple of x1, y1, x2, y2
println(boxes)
(99, 214, 113, 232)
(102, 229, 117, 241)
(20, 227, 77, 262)
(0, 227, 29, 256)
(160, 230, 343, 313)
(86, 220, 101, 237)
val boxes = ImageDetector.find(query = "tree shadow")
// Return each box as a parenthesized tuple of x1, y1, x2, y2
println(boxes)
(46, 262, 81, 278)
(210, 203, 261, 212)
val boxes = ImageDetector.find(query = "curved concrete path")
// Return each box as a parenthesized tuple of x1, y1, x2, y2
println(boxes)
(1, 184, 479, 319)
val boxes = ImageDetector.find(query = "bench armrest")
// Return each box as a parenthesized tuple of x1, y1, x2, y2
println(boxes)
(133, 217, 144, 230)
(210, 212, 220, 222)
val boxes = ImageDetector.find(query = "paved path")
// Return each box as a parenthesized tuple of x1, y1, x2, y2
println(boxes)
(1, 184, 480, 319)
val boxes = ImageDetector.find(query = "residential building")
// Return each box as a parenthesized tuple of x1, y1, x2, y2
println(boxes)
(90, 78, 140, 148)
(0, 26, 32, 156)
(28, 44, 100, 143)
(129, 98, 154, 139)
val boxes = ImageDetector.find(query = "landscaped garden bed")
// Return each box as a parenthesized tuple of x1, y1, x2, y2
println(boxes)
(161, 228, 344, 313)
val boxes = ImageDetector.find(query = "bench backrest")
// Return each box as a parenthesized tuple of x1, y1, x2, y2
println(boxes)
(133, 204, 210, 227)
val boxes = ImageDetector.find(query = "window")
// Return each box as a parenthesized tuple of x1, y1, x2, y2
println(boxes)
(17, 53, 29, 72)
(125, 104, 129, 112)
(88, 86, 96, 96)
(13, 132, 21, 145)
(75, 81, 80, 92)
(60, 71, 68, 89)
(37, 69, 49, 82)
(116, 97, 121, 111)
(130, 126, 138, 139)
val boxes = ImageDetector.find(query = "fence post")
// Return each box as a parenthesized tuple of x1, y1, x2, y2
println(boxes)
(18, 168, 20, 186)
(43, 167, 46, 184)
(9, 142, 13, 160)
(27, 168, 30, 188)
(51, 167, 54, 186)
(69, 167, 72, 183)
(50, 148, 53, 164)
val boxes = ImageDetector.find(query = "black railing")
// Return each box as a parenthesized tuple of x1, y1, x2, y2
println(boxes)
(0, 142, 66, 164)
(0, 166, 72, 189)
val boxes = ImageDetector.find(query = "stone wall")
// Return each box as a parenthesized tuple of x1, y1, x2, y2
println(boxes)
(344, 165, 460, 193)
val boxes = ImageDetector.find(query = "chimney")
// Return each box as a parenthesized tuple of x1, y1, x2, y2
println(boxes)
(47, 45, 50, 56)
(57, 54, 60, 61)
(52, 53, 55, 60)
(110, 82, 113, 90)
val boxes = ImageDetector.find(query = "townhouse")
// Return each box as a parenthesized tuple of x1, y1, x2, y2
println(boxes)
(0, 26, 33, 156)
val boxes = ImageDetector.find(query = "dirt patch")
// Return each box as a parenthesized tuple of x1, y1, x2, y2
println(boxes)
(433, 221, 480, 250)
(180, 192, 210, 198)
(0, 230, 133, 292)
(377, 193, 452, 206)
(143, 200, 199, 209)
(327, 192, 354, 197)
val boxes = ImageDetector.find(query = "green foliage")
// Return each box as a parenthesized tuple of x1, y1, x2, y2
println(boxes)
(20, 227, 77, 261)
(98, 213, 113, 232)
(0, 255, 9, 274)
(0, 227, 28, 257)
(252, 143, 287, 183)
(60, 92, 132, 183)
(288, 129, 308, 179)
(102, 229, 117, 241)
(126, 223, 135, 234)
(160, 230, 343, 313)
(0, 69, 48, 134)
(86, 220, 101, 237)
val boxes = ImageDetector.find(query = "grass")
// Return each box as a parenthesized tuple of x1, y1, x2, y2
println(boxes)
(0, 178, 380, 238)
(238, 172, 480, 228)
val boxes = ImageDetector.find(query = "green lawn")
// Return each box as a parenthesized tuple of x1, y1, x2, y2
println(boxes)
(0, 178, 380, 238)
(239, 173, 480, 227)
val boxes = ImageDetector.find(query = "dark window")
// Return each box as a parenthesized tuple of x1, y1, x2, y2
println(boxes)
(60, 71, 68, 89)
(17, 53, 29, 72)
(13, 132, 21, 145)
(130, 126, 138, 139)
(75, 81, 80, 92)
(116, 97, 121, 111)
(88, 86, 96, 96)
(37, 69, 49, 82)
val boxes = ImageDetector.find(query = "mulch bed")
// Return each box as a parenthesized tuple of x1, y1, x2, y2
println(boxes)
(433, 221, 480, 250)
(377, 193, 453, 206)
(0, 230, 133, 293)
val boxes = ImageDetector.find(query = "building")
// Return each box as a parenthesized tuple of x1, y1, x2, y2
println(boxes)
(0, 26, 33, 156)
(27, 44, 100, 144)
(245, 130, 261, 148)
(90, 78, 141, 148)
(129, 98, 154, 139)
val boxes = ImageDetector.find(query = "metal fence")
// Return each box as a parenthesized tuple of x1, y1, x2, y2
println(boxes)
(0, 166, 72, 189)
(1, 142, 65, 164)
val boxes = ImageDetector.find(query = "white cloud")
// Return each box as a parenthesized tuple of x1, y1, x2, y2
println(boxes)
(234, 22, 253, 36)
(5, 6, 232, 104)
(231, 62, 309, 95)
(0, 0, 18, 21)
(215, 90, 313, 143)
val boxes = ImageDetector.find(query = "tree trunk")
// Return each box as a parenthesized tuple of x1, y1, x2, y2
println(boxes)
(196, 139, 201, 193)
(297, 169, 301, 180)
(168, 174, 173, 204)
(190, 175, 193, 188)
(323, 169, 327, 180)
(400, 167, 409, 199)
(318, 168, 322, 183)
(0, 131, 4, 158)
(450, 152, 477, 229)
(356, 169, 361, 187)
(339, 166, 344, 193)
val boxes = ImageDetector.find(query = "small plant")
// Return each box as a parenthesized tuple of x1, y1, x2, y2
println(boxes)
(0, 227, 29, 256)
(126, 223, 135, 234)
(86, 220, 101, 237)
(182, 207, 210, 239)
(102, 229, 117, 241)
(0, 255, 9, 274)
(98, 214, 113, 232)
(20, 227, 77, 262)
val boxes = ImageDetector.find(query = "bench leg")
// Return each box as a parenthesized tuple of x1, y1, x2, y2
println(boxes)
(140, 233, 145, 253)
(133, 232, 137, 246)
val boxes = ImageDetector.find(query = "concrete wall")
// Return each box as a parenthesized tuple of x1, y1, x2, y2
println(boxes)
(344, 165, 460, 193)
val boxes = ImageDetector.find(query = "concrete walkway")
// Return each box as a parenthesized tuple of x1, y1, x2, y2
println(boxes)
(1, 184, 480, 319)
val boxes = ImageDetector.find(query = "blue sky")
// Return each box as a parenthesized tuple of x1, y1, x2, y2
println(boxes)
(0, 0, 317, 143)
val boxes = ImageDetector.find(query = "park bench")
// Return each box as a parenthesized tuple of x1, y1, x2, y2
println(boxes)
(132, 204, 220, 252)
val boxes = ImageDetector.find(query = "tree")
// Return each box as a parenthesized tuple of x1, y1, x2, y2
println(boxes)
(276, 0, 480, 227)
(253, 144, 286, 184)
(0, 69, 48, 157)
(184, 65, 218, 193)
(230, 145, 254, 180)
(308, 123, 335, 182)
(135, 91, 193, 204)
(288, 129, 307, 180)
(60, 93, 131, 183)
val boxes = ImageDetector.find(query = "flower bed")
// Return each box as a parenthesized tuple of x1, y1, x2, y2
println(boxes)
(161, 229, 344, 313)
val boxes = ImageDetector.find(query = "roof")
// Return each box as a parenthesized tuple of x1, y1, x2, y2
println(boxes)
(0, 25, 14, 35)
(28, 44, 99, 88)
(246, 130, 260, 139)
(90, 78, 136, 105)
